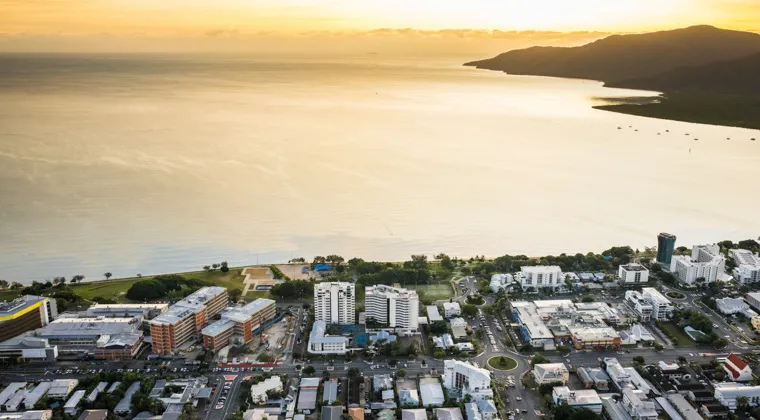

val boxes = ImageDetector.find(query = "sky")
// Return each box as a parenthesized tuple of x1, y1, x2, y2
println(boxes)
(1, 0, 759, 52)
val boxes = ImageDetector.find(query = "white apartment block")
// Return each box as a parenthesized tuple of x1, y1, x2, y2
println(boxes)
(443, 360, 493, 401)
(671, 244, 726, 285)
(519, 266, 563, 290)
(307, 320, 349, 355)
(625, 288, 673, 322)
(489, 274, 514, 293)
(314, 282, 355, 325)
(618, 264, 649, 286)
(365, 285, 419, 333)
(443, 302, 461, 318)
(714, 383, 760, 410)
(732, 249, 760, 284)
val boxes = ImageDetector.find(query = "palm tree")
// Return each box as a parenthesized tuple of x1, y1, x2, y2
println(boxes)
(104, 272, 112, 281)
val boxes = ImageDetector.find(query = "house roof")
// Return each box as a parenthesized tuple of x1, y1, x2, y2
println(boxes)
(728, 353, 748, 370)
(401, 409, 426, 420)
(321, 406, 343, 420)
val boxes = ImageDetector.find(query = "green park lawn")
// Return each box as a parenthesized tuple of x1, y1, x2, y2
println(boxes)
(658, 322, 695, 347)
(405, 283, 454, 301)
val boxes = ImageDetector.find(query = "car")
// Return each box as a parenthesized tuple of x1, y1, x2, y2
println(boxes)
(216, 404, 224, 409)
(516, 397, 522, 401)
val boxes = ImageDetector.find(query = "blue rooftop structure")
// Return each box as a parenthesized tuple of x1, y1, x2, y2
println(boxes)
(370, 331, 397, 344)
(314, 264, 332, 272)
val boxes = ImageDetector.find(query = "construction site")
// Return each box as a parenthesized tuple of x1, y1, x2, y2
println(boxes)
(217, 312, 296, 364)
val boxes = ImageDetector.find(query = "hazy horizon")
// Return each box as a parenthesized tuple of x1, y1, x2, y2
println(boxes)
(2, 0, 759, 53)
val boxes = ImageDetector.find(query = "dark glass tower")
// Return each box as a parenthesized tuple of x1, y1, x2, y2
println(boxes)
(657, 232, 677, 265)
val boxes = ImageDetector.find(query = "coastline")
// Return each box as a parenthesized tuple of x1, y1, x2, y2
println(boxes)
(594, 92, 760, 131)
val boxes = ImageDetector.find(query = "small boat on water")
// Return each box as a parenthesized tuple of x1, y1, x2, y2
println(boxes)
(635, 129, 638, 132)
(752, 138, 756, 141)
(618, 126, 622, 129)
(666, 130, 670, 132)
(694, 138, 698, 141)
(685, 133, 690, 136)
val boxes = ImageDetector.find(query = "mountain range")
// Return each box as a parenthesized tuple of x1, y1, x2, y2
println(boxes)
(465, 25, 760, 94)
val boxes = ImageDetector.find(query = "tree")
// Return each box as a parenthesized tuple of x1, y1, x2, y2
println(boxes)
(126, 279, 167, 301)
(532, 354, 551, 365)
(203, 265, 211, 271)
(463, 394, 472, 403)
(397, 369, 406, 378)
(633, 356, 645, 365)
(556, 345, 571, 355)
(53, 277, 66, 286)
(228, 289, 242, 302)
(348, 368, 360, 378)
(434, 349, 445, 359)
(220, 261, 229, 273)
(737, 395, 750, 408)
(653, 343, 664, 351)
(440, 255, 454, 271)
(0, 280, 8, 289)
(104, 272, 112, 280)
(581, 296, 594, 303)
(303, 366, 315, 375)
(10, 282, 23, 290)
(70, 274, 85, 283)
(404, 255, 429, 271)
(713, 338, 728, 349)
(461, 304, 478, 317)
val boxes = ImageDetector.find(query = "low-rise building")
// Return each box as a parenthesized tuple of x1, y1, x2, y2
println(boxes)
(443, 360, 492, 401)
(86, 383, 108, 403)
(0, 383, 27, 407)
(435, 408, 463, 420)
(449, 318, 467, 339)
(667, 393, 702, 420)
(114, 382, 141, 415)
(398, 389, 419, 407)
(625, 288, 674, 322)
(443, 303, 461, 319)
(426, 306, 443, 323)
(307, 321, 348, 355)
(714, 383, 760, 410)
(731, 249, 760, 284)
(64, 390, 86, 415)
(35, 316, 143, 359)
(577, 367, 610, 391)
(22, 382, 51, 410)
(321, 406, 343, 420)
(476, 400, 497, 420)
(86, 303, 168, 320)
(373, 375, 392, 392)
(551, 387, 602, 414)
(77, 410, 108, 420)
(250, 376, 283, 404)
(723, 353, 753, 382)
(618, 264, 649, 286)
(519, 266, 563, 290)
(489, 274, 514, 293)
(419, 377, 444, 407)
(621, 388, 658, 419)
(716, 298, 750, 315)
(296, 378, 319, 412)
(402, 410, 426, 420)
(534, 363, 569, 385)
(323, 379, 339, 404)
(433, 334, 454, 349)
(47, 379, 78, 399)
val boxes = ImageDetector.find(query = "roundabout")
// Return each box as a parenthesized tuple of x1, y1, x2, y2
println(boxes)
(665, 291, 686, 300)
(487, 356, 518, 371)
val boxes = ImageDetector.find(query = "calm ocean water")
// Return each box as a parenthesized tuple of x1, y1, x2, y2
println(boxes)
(1, 53, 758, 283)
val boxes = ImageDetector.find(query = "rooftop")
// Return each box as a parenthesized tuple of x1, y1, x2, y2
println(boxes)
(0, 296, 47, 317)
(151, 287, 227, 326)
(39, 317, 139, 338)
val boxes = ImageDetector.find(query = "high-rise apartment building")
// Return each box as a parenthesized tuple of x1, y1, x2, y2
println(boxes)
(314, 282, 355, 325)
(149, 286, 228, 355)
(364, 285, 419, 333)
(657, 233, 677, 266)
(0, 296, 57, 343)
(671, 244, 726, 285)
